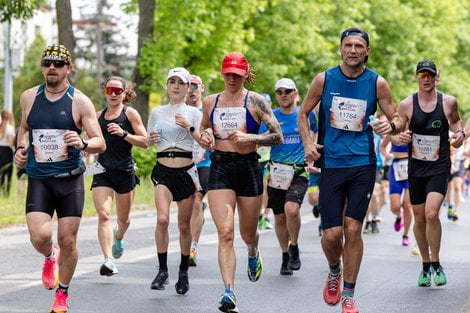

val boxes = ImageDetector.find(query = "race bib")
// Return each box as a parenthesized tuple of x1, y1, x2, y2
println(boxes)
(32, 129, 68, 163)
(392, 159, 408, 181)
(330, 96, 367, 132)
(187, 165, 202, 192)
(84, 162, 106, 176)
(269, 162, 295, 190)
(213, 107, 247, 139)
(412, 134, 440, 161)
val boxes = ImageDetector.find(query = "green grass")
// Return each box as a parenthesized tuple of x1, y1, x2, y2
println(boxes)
(0, 172, 155, 227)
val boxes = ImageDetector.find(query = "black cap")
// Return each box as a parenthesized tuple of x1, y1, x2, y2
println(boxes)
(416, 60, 437, 75)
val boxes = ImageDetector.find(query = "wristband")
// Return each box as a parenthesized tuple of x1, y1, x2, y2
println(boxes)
(121, 130, 129, 138)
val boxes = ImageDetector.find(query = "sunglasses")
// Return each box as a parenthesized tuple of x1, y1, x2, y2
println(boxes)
(275, 89, 295, 95)
(42, 60, 67, 68)
(104, 86, 125, 95)
(417, 72, 435, 79)
(191, 84, 199, 91)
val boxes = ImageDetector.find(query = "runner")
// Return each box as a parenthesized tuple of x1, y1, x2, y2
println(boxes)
(148, 67, 203, 295)
(396, 60, 465, 287)
(198, 52, 282, 312)
(381, 135, 413, 246)
(446, 133, 465, 221)
(186, 74, 210, 267)
(261, 78, 316, 276)
(14, 44, 106, 313)
(92, 76, 147, 276)
(298, 28, 404, 313)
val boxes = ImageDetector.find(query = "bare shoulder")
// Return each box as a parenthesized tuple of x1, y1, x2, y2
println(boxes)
(73, 88, 95, 109)
(202, 93, 217, 108)
(20, 86, 40, 106)
(247, 91, 270, 113)
(442, 93, 457, 106)
(399, 95, 413, 107)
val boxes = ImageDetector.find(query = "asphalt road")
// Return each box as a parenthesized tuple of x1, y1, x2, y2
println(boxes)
(1, 198, 470, 313)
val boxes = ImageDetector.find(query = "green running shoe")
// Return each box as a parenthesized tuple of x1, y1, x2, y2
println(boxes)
(432, 266, 447, 286)
(247, 251, 263, 282)
(418, 270, 431, 287)
(112, 226, 124, 259)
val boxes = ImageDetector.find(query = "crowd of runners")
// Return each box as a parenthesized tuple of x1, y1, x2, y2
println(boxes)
(13, 26, 469, 313)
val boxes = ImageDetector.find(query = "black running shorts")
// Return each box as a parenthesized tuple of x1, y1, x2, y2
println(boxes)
(408, 173, 448, 205)
(91, 170, 140, 194)
(151, 162, 196, 202)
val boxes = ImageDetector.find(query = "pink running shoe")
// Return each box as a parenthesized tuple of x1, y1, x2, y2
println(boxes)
(50, 289, 69, 313)
(323, 271, 342, 305)
(42, 246, 60, 290)
(393, 217, 403, 232)
(341, 295, 359, 313)
(402, 236, 410, 246)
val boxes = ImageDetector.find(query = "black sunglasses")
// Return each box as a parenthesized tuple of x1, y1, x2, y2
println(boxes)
(42, 60, 67, 68)
(275, 89, 294, 95)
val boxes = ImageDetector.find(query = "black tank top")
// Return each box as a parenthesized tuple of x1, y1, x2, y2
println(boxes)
(97, 106, 135, 172)
(408, 92, 450, 177)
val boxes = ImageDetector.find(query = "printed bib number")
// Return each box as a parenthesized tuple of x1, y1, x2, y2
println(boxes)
(187, 165, 202, 192)
(32, 129, 68, 163)
(84, 162, 106, 176)
(330, 96, 367, 132)
(392, 159, 408, 181)
(269, 162, 295, 190)
(213, 107, 247, 139)
(412, 134, 440, 161)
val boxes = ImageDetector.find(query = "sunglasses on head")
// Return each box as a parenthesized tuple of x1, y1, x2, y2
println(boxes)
(191, 84, 199, 91)
(275, 89, 294, 96)
(417, 72, 435, 79)
(104, 86, 125, 95)
(42, 60, 67, 68)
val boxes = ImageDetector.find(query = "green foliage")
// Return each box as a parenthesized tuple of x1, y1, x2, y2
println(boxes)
(0, 0, 45, 22)
(132, 145, 156, 179)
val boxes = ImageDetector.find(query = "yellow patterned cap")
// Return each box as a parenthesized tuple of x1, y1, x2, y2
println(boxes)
(42, 45, 71, 64)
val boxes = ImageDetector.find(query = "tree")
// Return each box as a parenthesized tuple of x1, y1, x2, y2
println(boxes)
(0, 0, 45, 22)
(56, 0, 76, 83)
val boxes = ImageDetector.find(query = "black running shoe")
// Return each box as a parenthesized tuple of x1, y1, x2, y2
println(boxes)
(312, 205, 320, 218)
(280, 261, 293, 275)
(150, 269, 169, 290)
(288, 244, 301, 270)
(175, 271, 189, 295)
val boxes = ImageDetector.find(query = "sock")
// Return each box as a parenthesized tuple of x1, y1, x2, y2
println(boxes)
(431, 261, 441, 271)
(423, 262, 431, 272)
(342, 281, 355, 297)
(329, 262, 341, 275)
(57, 282, 69, 294)
(191, 241, 198, 251)
(157, 252, 168, 272)
(282, 252, 289, 265)
(179, 254, 190, 272)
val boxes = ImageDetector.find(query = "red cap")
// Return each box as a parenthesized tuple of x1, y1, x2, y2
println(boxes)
(190, 74, 202, 85)
(221, 52, 249, 76)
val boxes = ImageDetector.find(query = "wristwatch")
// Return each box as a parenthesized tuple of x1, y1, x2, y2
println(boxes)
(121, 130, 129, 138)
(81, 138, 89, 150)
(389, 122, 396, 134)
(189, 126, 195, 133)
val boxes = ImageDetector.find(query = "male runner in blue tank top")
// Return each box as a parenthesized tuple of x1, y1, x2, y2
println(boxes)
(298, 28, 404, 313)
(14, 45, 105, 313)
(395, 60, 465, 288)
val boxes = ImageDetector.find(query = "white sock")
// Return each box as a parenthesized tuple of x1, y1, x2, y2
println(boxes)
(191, 242, 198, 251)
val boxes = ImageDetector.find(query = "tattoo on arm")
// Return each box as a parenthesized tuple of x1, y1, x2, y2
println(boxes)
(248, 94, 283, 146)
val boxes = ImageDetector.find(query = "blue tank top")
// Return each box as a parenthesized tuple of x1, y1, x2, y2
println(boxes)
(391, 143, 408, 153)
(210, 91, 260, 139)
(26, 84, 82, 179)
(315, 66, 378, 168)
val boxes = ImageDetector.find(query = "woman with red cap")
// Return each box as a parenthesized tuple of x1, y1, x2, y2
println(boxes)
(199, 52, 283, 312)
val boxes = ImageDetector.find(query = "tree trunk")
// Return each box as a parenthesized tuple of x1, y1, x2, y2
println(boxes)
(56, 0, 76, 83)
(133, 0, 155, 123)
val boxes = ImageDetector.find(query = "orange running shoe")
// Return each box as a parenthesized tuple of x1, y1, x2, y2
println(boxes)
(50, 289, 69, 313)
(341, 295, 359, 313)
(42, 246, 60, 290)
(188, 249, 197, 267)
(323, 271, 342, 305)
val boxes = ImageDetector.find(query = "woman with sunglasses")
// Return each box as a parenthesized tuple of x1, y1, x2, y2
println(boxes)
(92, 76, 147, 276)
(198, 52, 282, 312)
(148, 67, 203, 295)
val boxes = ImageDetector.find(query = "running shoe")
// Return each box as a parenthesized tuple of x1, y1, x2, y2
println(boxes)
(432, 266, 447, 286)
(451, 212, 459, 221)
(150, 269, 169, 290)
(371, 220, 379, 234)
(188, 249, 198, 267)
(394, 217, 403, 232)
(312, 205, 320, 218)
(100, 258, 118, 276)
(280, 259, 293, 276)
(341, 295, 359, 313)
(112, 226, 124, 259)
(411, 245, 421, 256)
(323, 271, 342, 305)
(42, 246, 60, 290)
(362, 222, 370, 234)
(218, 287, 239, 313)
(288, 244, 301, 270)
(247, 251, 263, 282)
(175, 271, 190, 295)
(318, 223, 323, 237)
(263, 217, 273, 230)
(257, 216, 266, 229)
(417, 270, 431, 287)
(402, 236, 410, 246)
(50, 289, 68, 313)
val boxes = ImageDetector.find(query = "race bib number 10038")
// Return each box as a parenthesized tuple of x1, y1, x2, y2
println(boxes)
(32, 129, 68, 163)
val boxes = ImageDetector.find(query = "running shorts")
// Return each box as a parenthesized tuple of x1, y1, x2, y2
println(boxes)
(151, 162, 196, 202)
(268, 173, 308, 215)
(91, 170, 140, 194)
(408, 173, 448, 205)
